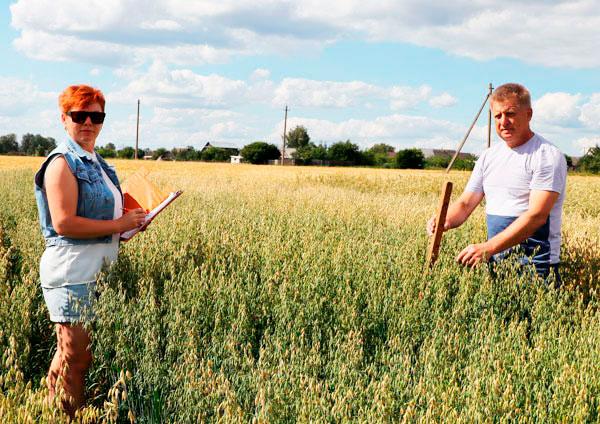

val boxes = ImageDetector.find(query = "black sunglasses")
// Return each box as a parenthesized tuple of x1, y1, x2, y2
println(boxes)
(67, 111, 106, 124)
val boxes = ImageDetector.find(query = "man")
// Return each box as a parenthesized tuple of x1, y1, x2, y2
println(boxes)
(427, 83, 567, 281)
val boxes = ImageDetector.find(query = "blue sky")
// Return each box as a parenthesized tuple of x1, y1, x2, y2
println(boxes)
(1, 0, 599, 156)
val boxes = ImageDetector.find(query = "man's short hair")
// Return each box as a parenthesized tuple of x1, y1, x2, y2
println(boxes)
(491, 83, 531, 108)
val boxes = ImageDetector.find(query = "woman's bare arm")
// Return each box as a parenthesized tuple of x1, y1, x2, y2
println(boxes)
(45, 156, 145, 238)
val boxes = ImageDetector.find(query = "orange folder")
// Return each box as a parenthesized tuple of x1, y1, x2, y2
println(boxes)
(120, 171, 182, 241)
(121, 172, 170, 213)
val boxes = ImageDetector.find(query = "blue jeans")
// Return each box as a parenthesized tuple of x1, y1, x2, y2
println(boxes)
(42, 283, 98, 323)
(486, 214, 560, 286)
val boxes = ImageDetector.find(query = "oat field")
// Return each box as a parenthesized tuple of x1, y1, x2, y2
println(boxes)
(1, 156, 600, 423)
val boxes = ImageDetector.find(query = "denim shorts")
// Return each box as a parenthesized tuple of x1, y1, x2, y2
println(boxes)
(42, 283, 98, 323)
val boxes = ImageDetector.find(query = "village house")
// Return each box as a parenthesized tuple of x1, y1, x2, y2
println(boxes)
(200, 141, 240, 156)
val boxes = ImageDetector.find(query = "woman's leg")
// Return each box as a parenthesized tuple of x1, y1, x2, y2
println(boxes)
(47, 323, 93, 416)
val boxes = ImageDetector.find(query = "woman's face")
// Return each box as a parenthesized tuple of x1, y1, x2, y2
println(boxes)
(61, 102, 104, 150)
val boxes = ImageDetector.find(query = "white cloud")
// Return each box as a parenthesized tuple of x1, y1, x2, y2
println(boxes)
(140, 20, 182, 31)
(533, 92, 582, 127)
(300, 0, 600, 68)
(109, 61, 248, 107)
(389, 85, 431, 110)
(579, 93, 600, 129)
(90, 68, 101, 76)
(268, 113, 466, 150)
(9, 0, 328, 67)
(0, 77, 55, 116)
(272, 79, 446, 110)
(101, 105, 255, 149)
(111, 66, 452, 112)
(11, 0, 126, 32)
(273, 78, 381, 108)
(250, 68, 271, 81)
(11, 0, 600, 68)
(573, 137, 600, 154)
(0, 106, 65, 148)
(100, 65, 466, 150)
(429, 92, 458, 108)
(150, 107, 239, 129)
(13, 30, 135, 65)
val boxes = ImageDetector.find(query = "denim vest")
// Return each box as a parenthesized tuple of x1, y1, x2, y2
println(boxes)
(34, 138, 122, 246)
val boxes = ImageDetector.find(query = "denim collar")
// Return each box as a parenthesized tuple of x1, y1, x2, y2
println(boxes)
(66, 138, 95, 161)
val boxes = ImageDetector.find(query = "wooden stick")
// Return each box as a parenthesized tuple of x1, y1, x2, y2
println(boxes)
(425, 181, 453, 271)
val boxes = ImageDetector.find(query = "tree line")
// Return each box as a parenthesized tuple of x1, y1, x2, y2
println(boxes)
(0, 133, 57, 156)
(242, 125, 477, 169)
(2, 128, 597, 172)
(94, 143, 234, 162)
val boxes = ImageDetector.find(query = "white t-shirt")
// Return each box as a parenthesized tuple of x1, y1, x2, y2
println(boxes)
(465, 133, 567, 264)
(40, 152, 123, 288)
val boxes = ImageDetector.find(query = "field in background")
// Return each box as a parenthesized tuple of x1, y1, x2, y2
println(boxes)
(1, 156, 600, 422)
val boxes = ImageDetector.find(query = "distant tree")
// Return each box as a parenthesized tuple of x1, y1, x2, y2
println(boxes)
(240, 142, 280, 164)
(200, 147, 230, 162)
(286, 126, 311, 148)
(96, 143, 117, 158)
(578, 145, 600, 174)
(151, 147, 168, 160)
(368, 143, 395, 155)
(424, 153, 476, 171)
(20, 134, 35, 155)
(96, 147, 116, 158)
(424, 155, 451, 169)
(367, 143, 395, 167)
(173, 146, 200, 161)
(453, 156, 476, 171)
(117, 146, 136, 159)
(564, 154, 573, 169)
(20, 133, 56, 156)
(0, 134, 19, 154)
(327, 140, 363, 165)
(395, 148, 425, 169)
(293, 143, 328, 163)
(310, 144, 328, 161)
(360, 150, 376, 167)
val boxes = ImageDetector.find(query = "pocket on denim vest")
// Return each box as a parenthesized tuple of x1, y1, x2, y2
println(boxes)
(75, 167, 108, 217)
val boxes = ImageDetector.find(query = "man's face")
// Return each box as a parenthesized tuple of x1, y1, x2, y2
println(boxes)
(491, 96, 533, 147)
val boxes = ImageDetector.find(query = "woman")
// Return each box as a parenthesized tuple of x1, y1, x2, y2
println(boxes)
(34, 85, 146, 415)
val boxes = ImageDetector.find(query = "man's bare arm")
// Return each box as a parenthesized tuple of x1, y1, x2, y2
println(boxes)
(427, 190, 484, 236)
(456, 189, 559, 266)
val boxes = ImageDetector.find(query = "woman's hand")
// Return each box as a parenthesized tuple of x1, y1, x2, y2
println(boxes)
(118, 208, 146, 232)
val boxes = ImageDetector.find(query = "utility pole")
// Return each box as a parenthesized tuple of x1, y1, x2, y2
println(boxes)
(487, 83, 493, 148)
(446, 84, 493, 173)
(281, 105, 288, 165)
(135, 99, 140, 160)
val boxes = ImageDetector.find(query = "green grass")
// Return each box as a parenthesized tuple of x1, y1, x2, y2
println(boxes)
(1, 160, 600, 422)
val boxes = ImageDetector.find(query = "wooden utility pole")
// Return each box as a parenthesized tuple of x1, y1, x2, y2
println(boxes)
(135, 99, 140, 160)
(446, 84, 493, 173)
(425, 181, 453, 271)
(487, 83, 493, 148)
(281, 105, 288, 165)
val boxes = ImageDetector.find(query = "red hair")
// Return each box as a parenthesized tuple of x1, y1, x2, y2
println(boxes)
(58, 85, 105, 113)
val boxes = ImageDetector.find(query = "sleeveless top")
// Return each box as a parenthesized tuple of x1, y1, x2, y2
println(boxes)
(34, 139, 123, 287)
